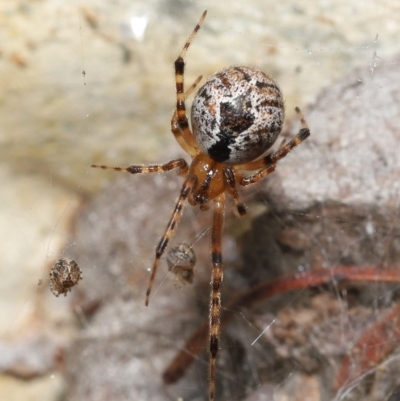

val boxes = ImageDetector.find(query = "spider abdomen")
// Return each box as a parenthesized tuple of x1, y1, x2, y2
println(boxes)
(191, 66, 285, 165)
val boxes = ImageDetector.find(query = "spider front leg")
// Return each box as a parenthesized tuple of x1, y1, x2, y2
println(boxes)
(145, 174, 197, 306)
(91, 158, 189, 177)
(209, 193, 225, 401)
(235, 107, 310, 186)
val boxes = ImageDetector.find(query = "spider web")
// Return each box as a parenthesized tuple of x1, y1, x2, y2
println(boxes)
(1, 1, 400, 400)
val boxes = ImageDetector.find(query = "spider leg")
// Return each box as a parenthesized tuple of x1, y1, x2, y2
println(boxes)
(91, 158, 189, 177)
(171, 75, 203, 156)
(223, 167, 247, 216)
(173, 11, 207, 153)
(185, 75, 203, 99)
(235, 107, 310, 186)
(209, 193, 225, 401)
(145, 174, 197, 306)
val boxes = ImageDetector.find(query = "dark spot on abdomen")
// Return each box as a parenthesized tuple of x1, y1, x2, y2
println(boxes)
(208, 133, 232, 162)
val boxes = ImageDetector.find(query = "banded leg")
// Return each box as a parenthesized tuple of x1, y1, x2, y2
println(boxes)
(223, 167, 247, 216)
(235, 106, 310, 173)
(174, 11, 207, 148)
(235, 163, 277, 187)
(91, 158, 189, 177)
(171, 75, 203, 156)
(145, 174, 197, 306)
(235, 107, 310, 186)
(185, 74, 203, 99)
(209, 193, 225, 401)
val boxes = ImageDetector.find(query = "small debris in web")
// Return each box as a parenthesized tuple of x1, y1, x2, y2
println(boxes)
(50, 258, 83, 297)
(167, 243, 196, 285)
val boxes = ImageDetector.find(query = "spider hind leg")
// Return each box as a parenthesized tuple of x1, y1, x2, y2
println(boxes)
(235, 106, 310, 186)
(223, 167, 247, 216)
(173, 11, 207, 154)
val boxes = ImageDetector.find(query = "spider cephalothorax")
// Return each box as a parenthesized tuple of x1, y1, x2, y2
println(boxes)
(92, 10, 309, 401)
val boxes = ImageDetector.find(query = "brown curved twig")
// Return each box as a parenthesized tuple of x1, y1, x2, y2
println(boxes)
(163, 266, 400, 384)
(335, 302, 400, 389)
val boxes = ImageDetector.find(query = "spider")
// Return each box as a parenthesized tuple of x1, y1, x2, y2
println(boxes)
(92, 10, 310, 401)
